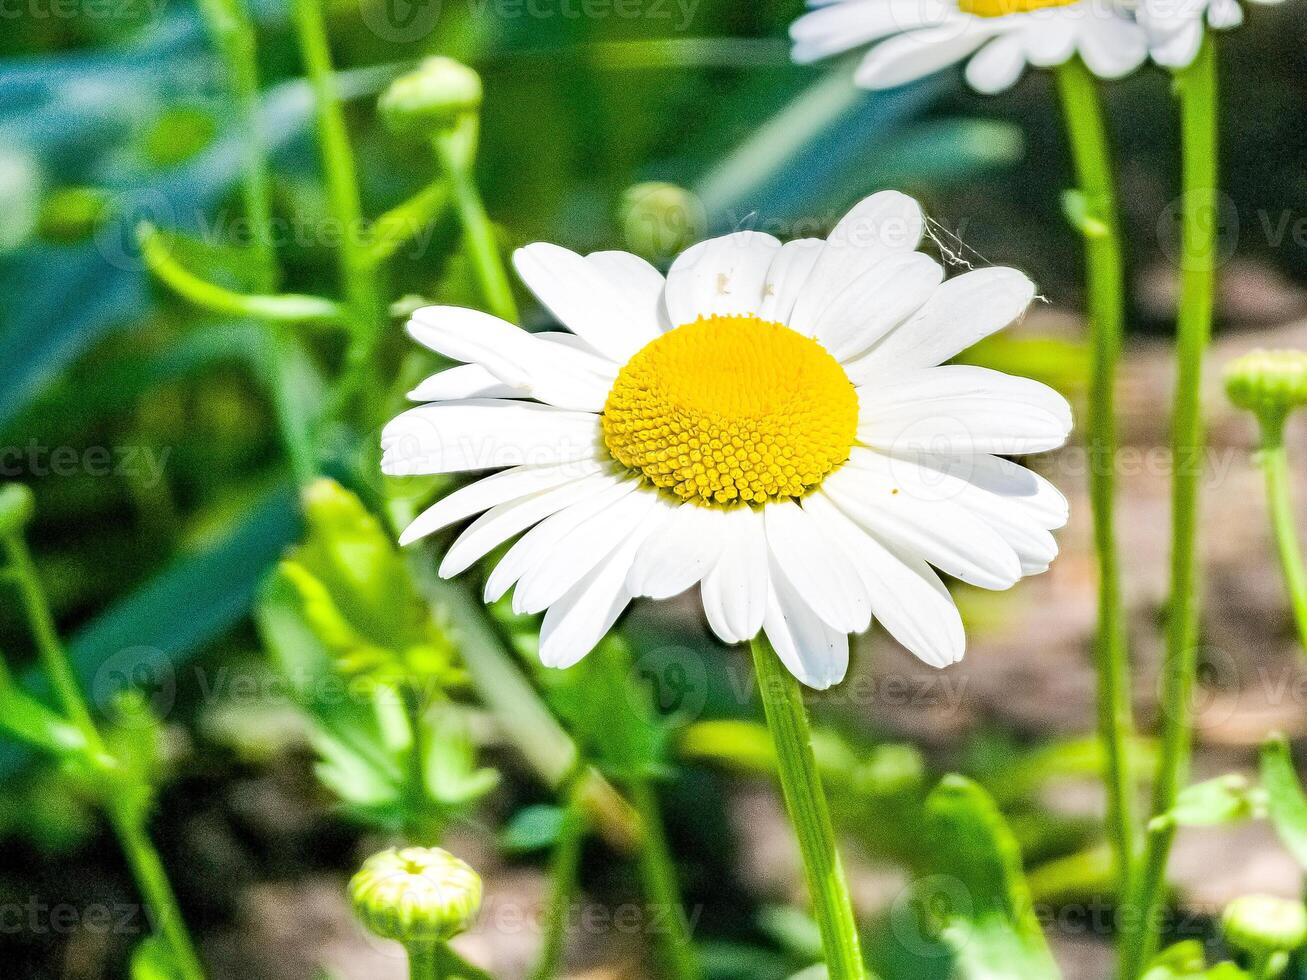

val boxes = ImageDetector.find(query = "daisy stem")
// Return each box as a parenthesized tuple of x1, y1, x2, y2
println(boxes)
(529, 789, 587, 980)
(2, 531, 205, 980)
(433, 128, 520, 325)
(1255, 415, 1307, 652)
(292, 0, 387, 409)
(1052, 57, 1138, 906)
(628, 776, 702, 980)
(749, 636, 866, 980)
(1124, 35, 1220, 978)
(194, 0, 324, 486)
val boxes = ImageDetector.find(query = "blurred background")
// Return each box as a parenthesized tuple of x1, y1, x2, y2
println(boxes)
(2, 1, 1307, 977)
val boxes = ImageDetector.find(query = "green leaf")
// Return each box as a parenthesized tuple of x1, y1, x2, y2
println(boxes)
(1141, 941, 1250, 980)
(422, 707, 499, 809)
(501, 804, 567, 854)
(1165, 774, 1261, 827)
(918, 775, 1059, 980)
(0, 686, 87, 758)
(281, 480, 457, 685)
(1260, 733, 1307, 870)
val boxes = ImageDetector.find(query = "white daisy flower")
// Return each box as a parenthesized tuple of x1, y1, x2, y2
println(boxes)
(383, 192, 1071, 690)
(1137, 0, 1281, 68)
(790, 0, 1149, 94)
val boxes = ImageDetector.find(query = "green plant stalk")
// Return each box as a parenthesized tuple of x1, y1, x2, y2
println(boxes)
(1125, 36, 1220, 978)
(291, 0, 387, 405)
(2, 533, 204, 980)
(530, 793, 587, 980)
(628, 777, 701, 980)
(1053, 57, 1138, 908)
(434, 129, 519, 324)
(749, 636, 867, 980)
(194, 0, 278, 292)
(365, 179, 453, 268)
(1256, 417, 1307, 651)
(192, 0, 323, 488)
(406, 940, 440, 980)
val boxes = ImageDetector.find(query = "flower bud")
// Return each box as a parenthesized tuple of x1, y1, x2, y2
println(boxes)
(1224, 349, 1307, 425)
(379, 58, 482, 135)
(620, 182, 706, 261)
(0, 484, 35, 538)
(1222, 894, 1307, 957)
(349, 847, 482, 943)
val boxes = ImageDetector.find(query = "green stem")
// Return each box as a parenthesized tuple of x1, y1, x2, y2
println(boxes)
(749, 636, 866, 980)
(628, 777, 701, 980)
(1257, 417, 1307, 651)
(291, 0, 387, 404)
(1126, 36, 1220, 978)
(2, 533, 204, 979)
(434, 129, 519, 324)
(530, 793, 587, 980)
(1053, 57, 1138, 909)
(365, 179, 453, 268)
(406, 940, 441, 980)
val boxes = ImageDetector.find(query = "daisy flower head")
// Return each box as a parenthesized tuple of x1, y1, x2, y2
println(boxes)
(1137, 0, 1282, 68)
(383, 192, 1072, 690)
(790, 0, 1149, 94)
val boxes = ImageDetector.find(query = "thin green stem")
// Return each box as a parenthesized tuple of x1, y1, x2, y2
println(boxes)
(1126, 36, 1220, 978)
(434, 129, 519, 324)
(628, 778, 700, 980)
(365, 180, 453, 268)
(194, 0, 278, 291)
(291, 0, 387, 406)
(1257, 418, 1307, 651)
(1053, 57, 1138, 910)
(530, 793, 587, 980)
(3, 533, 204, 979)
(749, 636, 866, 980)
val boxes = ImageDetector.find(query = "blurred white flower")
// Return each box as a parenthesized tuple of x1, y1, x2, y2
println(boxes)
(1138, 0, 1282, 68)
(790, 0, 1148, 93)
(384, 192, 1071, 689)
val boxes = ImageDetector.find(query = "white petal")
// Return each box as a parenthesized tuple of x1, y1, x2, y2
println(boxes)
(1148, 20, 1204, 68)
(845, 266, 1036, 379)
(1076, 14, 1149, 78)
(627, 499, 728, 599)
(964, 34, 1028, 95)
(699, 506, 768, 645)
(848, 448, 1060, 576)
(586, 250, 673, 334)
(761, 570, 849, 691)
(664, 231, 782, 325)
(822, 464, 1023, 590)
(1208, 0, 1243, 28)
(398, 459, 604, 546)
(759, 238, 824, 325)
(514, 242, 663, 362)
(855, 365, 1072, 455)
(438, 470, 624, 578)
(1021, 18, 1077, 68)
(407, 363, 527, 402)
(537, 534, 645, 669)
(787, 191, 924, 335)
(806, 491, 965, 667)
(810, 251, 943, 361)
(790, 0, 952, 63)
(854, 24, 996, 91)
(511, 485, 656, 614)
(764, 501, 871, 633)
(407, 306, 616, 411)
(382, 399, 602, 477)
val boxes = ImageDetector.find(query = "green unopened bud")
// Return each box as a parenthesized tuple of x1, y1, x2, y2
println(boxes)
(379, 58, 482, 135)
(350, 847, 482, 943)
(1222, 894, 1307, 957)
(0, 484, 35, 537)
(1225, 349, 1307, 426)
(620, 182, 706, 261)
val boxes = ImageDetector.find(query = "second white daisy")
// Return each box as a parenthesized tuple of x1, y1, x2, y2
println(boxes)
(383, 191, 1072, 689)
(790, 0, 1149, 93)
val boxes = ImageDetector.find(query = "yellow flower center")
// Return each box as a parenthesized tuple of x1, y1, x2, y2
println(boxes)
(601, 315, 858, 506)
(958, 0, 1078, 15)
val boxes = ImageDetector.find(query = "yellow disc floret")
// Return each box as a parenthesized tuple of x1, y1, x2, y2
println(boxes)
(601, 315, 858, 506)
(958, 0, 1078, 15)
